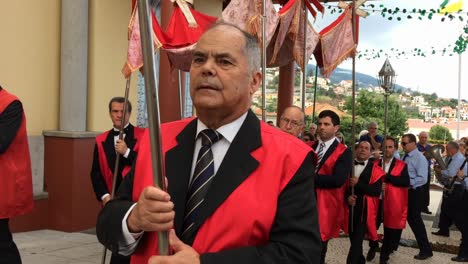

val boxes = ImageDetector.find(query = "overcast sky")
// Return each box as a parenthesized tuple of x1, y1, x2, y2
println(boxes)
(310, 0, 467, 100)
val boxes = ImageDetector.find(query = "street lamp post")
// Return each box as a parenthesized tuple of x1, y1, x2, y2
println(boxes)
(378, 59, 396, 220)
(378, 58, 396, 165)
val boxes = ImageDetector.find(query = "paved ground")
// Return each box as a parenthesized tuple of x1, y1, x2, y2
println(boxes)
(13, 189, 463, 264)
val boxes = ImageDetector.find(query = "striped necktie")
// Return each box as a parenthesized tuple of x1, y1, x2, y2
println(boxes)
(181, 129, 222, 242)
(315, 142, 326, 172)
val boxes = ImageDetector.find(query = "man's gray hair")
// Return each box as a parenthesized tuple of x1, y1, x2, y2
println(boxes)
(447, 141, 460, 151)
(208, 22, 260, 72)
(368, 121, 378, 128)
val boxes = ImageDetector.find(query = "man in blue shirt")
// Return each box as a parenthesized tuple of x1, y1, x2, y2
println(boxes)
(432, 141, 466, 238)
(401, 133, 433, 260)
(359, 121, 383, 152)
(416, 131, 432, 214)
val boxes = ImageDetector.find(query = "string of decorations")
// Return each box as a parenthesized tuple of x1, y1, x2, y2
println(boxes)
(357, 47, 465, 61)
(320, 3, 468, 56)
(354, 20, 467, 57)
(324, 3, 467, 22)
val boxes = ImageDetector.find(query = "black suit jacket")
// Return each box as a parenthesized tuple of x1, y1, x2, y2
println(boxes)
(348, 162, 383, 222)
(90, 124, 139, 201)
(96, 111, 321, 264)
(312, 139, 353, 189)
(377, 159, 410, 187)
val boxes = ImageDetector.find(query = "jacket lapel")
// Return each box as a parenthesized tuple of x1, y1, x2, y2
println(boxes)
(189, 111, 261, 245)
(103, 131, 116, 172)
(165, 119, 197, 236)
(124, 124, 137, 149)
(315, 139, 338, 172)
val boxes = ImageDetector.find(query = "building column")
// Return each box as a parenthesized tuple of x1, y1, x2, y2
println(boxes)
(60, 0, 88, 131)
(277, 62, 295, 125)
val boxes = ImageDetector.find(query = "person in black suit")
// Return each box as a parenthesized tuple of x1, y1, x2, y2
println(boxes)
(90, 97, 143, 264)
(347, 141, 384, 264)
(95, 22, 321, 264)
(367, 136, 410, 264)
(312, 110, 352, 264)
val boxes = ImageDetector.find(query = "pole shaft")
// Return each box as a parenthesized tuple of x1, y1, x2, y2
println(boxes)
(350, 0, 357, 233)
(178, 70, 184, 119)
(261, 0, 267, 121)
(137, 0, 169, 255)
(312, 64, 318, 122)
(457, 54, 462, 139)
(301, 0, 307, 111)
(101, 77, 132, 264)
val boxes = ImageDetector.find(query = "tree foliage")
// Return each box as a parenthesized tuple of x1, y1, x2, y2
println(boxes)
(343, 90, 408, 139)
(429, 125, 454, 143)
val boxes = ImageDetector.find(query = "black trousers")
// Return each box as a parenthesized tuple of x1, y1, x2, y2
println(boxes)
(422, 167, 431, 209)
(320, 240, 328, 264)
(0, 218, 21, 264)
(454, 190, 468, 258)
(439, 184, 464, 234)
(110, 252, 131, 264)
(347, 205, 367, 264)
(407, 187, 432, 255)
(380, 227, 403, 260)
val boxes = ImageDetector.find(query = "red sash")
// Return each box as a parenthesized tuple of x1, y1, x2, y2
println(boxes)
(0, 89, 33, 218)
(383, 160, 408, 229)
(96, 127, 144, 194)
(366, 163, 385, 241)
(130, 120, 311, 263)
(315, 143, 348, 241)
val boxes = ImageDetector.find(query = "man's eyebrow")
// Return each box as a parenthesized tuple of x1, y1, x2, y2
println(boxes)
(192, 51, 206, 57)
(213, 52, 234, 59)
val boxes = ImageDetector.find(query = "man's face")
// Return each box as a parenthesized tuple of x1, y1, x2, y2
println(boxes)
(368, 124, 378, 136)
(189, 26, 261, 121)
(279, 108, 304, 137)
(446, 145, 457, 157)
(384, 139, 396, 158)
(309, 125, 316, 134)
(109, 102, 130, 129)
(356, 141, 372, 161)
(418, 133, 428, 144)
(401, 136, 415, 153)
(317, 116, 339, 142)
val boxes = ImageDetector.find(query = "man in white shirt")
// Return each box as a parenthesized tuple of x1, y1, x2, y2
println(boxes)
(96, 22, 321, 264)
(347, 141, 384, 264)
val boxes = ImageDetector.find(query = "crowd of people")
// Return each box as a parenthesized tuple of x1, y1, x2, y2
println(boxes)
(274, 104, 468, 263)
(3, 22, 468, 264)
(86, 22, 468, 264)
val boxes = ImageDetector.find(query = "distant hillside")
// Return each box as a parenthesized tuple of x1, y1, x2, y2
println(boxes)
(308, 64, 408, 92)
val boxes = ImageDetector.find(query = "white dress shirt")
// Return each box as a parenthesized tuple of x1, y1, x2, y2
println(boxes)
(317, 137, 338, 156)
(354, 160, 369, 178)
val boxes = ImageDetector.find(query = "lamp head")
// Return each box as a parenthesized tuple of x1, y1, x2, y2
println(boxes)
(378, 58, 396, 93)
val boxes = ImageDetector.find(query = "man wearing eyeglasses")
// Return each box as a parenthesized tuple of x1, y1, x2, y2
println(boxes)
(278, 106, 305, 138)
(401, 133, 433, 260)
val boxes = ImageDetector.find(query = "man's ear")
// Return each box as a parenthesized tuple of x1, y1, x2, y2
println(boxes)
(250, 71, 262, 95)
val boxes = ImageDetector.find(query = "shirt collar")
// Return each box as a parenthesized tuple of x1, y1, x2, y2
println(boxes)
(113, 123, 130, 132)
(319, 137, 337, 148)
(196, 112, 248, 143)
(407, 148, 419, 157)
